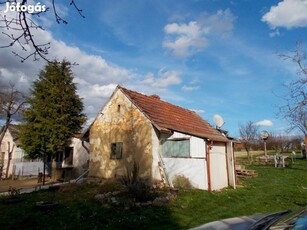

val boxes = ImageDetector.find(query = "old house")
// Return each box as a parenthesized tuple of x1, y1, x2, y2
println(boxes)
(89, 86, 236, 191)
(52, 134, 90, 180)
(0, 125, 89, 180)
(0, 125, 43, 179)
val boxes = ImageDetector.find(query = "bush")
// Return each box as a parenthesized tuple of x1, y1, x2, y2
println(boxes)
(119, 161, 157, 202)
(172, 175, 192, 189)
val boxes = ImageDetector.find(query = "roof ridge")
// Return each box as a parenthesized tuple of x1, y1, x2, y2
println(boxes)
(118, 85, 198, 114)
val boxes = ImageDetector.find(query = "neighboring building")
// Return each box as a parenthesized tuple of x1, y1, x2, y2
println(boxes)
(0, 125, 89, 180)
(52, 135, 89, 180)
(0, 125, 43, 179)
(88, 86, 236, 191)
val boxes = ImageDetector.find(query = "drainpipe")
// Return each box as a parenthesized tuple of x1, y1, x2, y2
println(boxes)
(81, 141, 90, 154)
(232, 141, 237, 188)
(206, 140, 213, 192)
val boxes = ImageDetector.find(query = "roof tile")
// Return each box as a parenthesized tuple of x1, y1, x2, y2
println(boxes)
(119, 86, 228, 142)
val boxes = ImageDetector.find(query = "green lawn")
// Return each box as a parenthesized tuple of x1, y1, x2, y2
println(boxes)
(1, 157, 306, 230)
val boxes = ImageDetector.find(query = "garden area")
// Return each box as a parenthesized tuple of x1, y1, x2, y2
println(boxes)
(0, 152, 306, 230)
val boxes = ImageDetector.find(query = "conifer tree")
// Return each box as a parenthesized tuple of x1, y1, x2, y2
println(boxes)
(20, 60, 86, 178)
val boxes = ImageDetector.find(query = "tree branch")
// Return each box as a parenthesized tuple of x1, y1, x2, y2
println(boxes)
(0, 0, 84, 62)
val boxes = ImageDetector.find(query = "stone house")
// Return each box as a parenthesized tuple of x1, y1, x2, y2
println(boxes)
(89, 86, 236, 191)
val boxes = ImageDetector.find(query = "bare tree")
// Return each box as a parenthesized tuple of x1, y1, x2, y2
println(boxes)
(239, 121, 259, 162)
(278, 42, 307, 137)
(0, 82, 26, 178)
(0, 0, 84, 62)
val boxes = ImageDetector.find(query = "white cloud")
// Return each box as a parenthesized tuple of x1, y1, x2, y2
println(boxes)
(152, 69, 181, 87)
(269, 29, 281, 37)
(164, 21, 203, 38)
(163, 9, 236, 58)
(88, 84, 117, 98)
(262, 0, 307, 29)
(189, 109, 205, 114)
(254, 119, 274, 127)
(182, 85, 200, 91)
(163, 21, 209, 58)
(139, 70, 181, 89)
(198, 9, 236, 37)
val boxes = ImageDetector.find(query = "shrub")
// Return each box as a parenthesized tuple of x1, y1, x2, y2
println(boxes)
(172, 175, 192, 189)
(8, 186, 20, 197)
(120, 161, 157, 202)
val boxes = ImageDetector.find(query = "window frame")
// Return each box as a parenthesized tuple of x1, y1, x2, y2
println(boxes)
(110, 142, 123, 159)
(162, 138, 190, 158)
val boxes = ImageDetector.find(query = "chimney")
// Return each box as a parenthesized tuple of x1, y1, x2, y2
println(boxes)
(150, 94, 160, 99)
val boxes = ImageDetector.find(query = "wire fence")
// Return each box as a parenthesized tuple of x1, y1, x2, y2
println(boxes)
(12, 161, 44, 177)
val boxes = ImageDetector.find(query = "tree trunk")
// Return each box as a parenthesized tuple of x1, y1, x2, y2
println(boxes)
(43, 155, 46, 185)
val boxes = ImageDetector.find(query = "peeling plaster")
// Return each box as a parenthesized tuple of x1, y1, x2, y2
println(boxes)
(89, 89, 153, 179)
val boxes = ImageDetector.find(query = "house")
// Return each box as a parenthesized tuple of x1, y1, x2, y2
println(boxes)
(89, 86, 236, 191)
(0, 124, 43, 179)
(0, 125, 90, 180)
(52, 134, 90, 180)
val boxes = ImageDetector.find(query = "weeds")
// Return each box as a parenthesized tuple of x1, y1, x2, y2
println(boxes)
(120, 161, 157, 202)
(173, 175, 192, 189)
(8, 186, 20, 198)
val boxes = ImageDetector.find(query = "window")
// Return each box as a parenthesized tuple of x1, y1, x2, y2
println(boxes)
(64, 147, 73, 166)
(162, 139, 190, 157)
(55, 147, 73, 168)
(110, 142, 123, 159)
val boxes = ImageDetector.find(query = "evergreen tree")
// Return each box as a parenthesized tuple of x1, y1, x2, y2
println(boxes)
(20, 60, 86, 164)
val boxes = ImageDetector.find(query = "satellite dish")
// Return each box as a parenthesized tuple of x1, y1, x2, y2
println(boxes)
(260, 130, 269, 140)
(213, 114, 225, 129)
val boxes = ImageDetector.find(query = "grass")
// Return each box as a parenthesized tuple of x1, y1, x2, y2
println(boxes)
(0, 155, 306, 229)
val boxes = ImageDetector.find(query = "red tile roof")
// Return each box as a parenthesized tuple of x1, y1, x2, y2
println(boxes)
(119, 86, 228, 142)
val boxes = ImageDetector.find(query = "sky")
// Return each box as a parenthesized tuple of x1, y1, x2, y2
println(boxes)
(0, 0, 306, 138)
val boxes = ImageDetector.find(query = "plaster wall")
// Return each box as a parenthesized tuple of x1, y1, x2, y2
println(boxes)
(70, 137, 89, 176)
(161, 131, 208, 190)
(0, 131, 16, 177)
(89, 89, 153, 179)
(1, 130, 43, 178)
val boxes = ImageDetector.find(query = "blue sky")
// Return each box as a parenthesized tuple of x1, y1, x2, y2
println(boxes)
(1, 0, 307, 137)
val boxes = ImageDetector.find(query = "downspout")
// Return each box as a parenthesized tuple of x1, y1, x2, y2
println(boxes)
(206, 140, 213, 192)
(81, 141, 90, 154)
(233, 142, 238, 186)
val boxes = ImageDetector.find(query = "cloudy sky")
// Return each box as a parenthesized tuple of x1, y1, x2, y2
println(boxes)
(1, 0, 306, 137)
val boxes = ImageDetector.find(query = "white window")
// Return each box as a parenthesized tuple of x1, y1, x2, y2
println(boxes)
(162, 138, 190, 157)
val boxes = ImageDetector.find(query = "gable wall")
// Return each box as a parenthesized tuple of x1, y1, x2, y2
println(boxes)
(89, 89, 153, 179)
(0, 130, 16, 177)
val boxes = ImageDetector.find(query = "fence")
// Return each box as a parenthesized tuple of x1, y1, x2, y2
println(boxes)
(13, 161, 44, 177)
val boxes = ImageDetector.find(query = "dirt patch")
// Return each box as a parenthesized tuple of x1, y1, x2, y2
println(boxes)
(0, 178, 55, 193)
